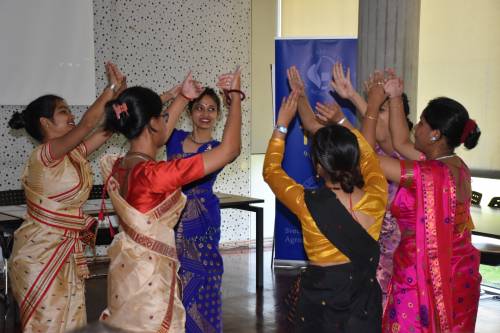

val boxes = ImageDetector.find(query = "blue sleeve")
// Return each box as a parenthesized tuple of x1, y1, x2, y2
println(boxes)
(166, 129, 187, 159)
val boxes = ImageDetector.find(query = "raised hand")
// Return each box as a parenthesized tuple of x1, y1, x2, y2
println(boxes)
(160, 84, 181, 104)
(276, 91, 299, 127)
(365, 70, 387, 108)
(216, 66, 242, 91)
(385, 67, 397, 80)
(106, 62, 127, 97)
(287, 66, 305, 97)
(331, 62, 354, 99)
(315, 102, 343, 125)
(217, 66, 243, 105)
(384, 77, 404, 99)
(181, 71, 204, 100)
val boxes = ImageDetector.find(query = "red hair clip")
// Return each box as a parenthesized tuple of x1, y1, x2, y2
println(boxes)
(113, 103, 128, 119)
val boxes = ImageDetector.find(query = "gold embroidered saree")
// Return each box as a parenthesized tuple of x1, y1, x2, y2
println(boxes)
(9, 143, 95, 333)
(100, 155, 188, 333)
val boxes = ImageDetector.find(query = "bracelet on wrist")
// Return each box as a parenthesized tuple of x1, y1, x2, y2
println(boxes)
(365, 114, 378, 120)
(274, 125, 288, 134)
(224, 89, 246, 106)
(180, 92, 193, 102)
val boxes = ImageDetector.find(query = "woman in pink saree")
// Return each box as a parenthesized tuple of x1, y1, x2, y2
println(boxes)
(366, 72, 481, 332)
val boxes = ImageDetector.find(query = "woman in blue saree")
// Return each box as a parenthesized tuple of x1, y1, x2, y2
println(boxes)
(166, 87, 238, 333)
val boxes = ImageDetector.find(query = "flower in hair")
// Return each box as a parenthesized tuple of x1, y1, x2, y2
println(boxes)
(113, 103, 128, 120)
(460, 119, 476, 143)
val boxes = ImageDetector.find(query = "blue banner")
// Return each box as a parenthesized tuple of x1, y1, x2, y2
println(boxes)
(274, 38, 358, 262)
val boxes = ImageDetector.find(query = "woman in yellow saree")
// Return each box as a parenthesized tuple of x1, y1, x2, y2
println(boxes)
(7, 62, 125, 332)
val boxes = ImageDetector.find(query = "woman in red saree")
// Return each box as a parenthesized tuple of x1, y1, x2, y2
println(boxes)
(369, 72, 482, 332)
(99, 68, 242, 333)
(7, 62, 125, 332)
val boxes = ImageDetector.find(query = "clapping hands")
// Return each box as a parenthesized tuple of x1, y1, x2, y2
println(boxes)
(106, 62, 127, 97)
(216, 66, 241, 91)
(384, 68, 403, 99)
(217, 66, 243, 106)
(180, 71, 205, 101)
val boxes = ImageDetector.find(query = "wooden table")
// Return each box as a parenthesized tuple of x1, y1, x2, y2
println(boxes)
(0, 192, 266, 289)
(471, 206, 500, 239)
(216, 192, 265, 289)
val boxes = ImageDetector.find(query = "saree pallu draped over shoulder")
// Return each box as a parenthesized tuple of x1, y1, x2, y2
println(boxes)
(292, 187, 383, 333)
(9, 143, 96, 333)
(383, 160, 481, 333)
(99, 155, 187, 333)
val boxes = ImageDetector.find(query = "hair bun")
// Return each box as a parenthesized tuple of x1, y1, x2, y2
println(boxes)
(463, 123, 481, 150)
(104, 99, 129, 135)
(103, 86, 163, 140)
(8, 111, 26, 130)
(334, 170, 364, 193)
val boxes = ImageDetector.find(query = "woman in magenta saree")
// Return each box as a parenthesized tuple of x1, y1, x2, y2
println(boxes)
(367, 72, 483, 332)
(384, 159, 481, 332)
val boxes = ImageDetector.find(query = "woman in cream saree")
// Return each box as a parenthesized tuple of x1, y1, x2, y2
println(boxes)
(8, 62, 125, 332)
(99, 68, 242, 332)
(100, 154, 196, 332)
(10, 143, 97, 331)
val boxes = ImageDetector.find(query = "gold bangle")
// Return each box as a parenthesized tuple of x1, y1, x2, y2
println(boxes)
(365, 114, 378, 120)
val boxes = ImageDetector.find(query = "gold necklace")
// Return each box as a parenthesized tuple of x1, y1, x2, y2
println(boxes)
(435, 153, 456, 161)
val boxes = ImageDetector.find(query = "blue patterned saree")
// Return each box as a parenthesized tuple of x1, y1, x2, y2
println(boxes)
(166, 129, 224, 333)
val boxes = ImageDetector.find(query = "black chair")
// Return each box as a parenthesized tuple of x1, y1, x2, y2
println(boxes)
(0, 189, 25, 265)
(471, 191, 482, 206)
(89, 184, 108, 200)
(0, 190, 24, 331)
(0, 189, 26, 260)
(0, 190, 25, 207)
(473, 195, 500, 299)
(474, 242, 500, 266)
(473, 239, 500, 300)
(488, 197, 500, 209)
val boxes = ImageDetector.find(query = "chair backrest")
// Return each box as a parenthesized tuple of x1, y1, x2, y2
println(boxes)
(488, 196, 500, 209)
(0, 189, 26, 206)
(89, 184, 108, 200)
(471, 191, 482, 206)
(0, 185, 107, 206)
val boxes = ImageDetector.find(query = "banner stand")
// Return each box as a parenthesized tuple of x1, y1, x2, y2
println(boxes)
(272, 38, 358, 266)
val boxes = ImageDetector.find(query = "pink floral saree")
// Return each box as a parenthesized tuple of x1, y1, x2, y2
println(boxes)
(382, 160, 481, 333)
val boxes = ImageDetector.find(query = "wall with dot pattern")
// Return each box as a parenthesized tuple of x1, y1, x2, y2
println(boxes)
(0, 0, 251, 244)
